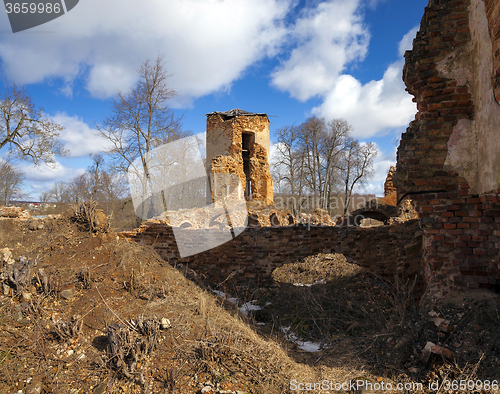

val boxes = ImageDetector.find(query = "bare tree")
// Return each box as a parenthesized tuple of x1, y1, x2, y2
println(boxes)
(296, 117, 350, 212)
(272, 116, 376, 215)
(96, 54, 188, 218)
(272, 125, 306, 214)
(46, 181, 69, 203)
(0, 84, 66, 165)
(0, 160, 25, 205)
(339, 140, 377, 214)
(321, 119, 351, 210)
(86, 153, 105, 201)
(300, 117, 325, 204)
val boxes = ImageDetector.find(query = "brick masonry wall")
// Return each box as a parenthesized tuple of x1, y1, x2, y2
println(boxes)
(121, 220, 422, 290)
(396, 0, 500, 299)
(485, 0, 500, 102)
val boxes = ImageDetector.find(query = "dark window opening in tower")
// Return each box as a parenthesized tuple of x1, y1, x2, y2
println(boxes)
(242, 133, 252, 199)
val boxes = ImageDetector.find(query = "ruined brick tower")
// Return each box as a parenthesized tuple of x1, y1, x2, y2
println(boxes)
(206, 109, 273, 206)
(396, 0, 500, 299)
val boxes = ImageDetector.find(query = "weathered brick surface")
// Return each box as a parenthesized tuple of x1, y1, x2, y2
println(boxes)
(485, 0, 500, 102)
(206, 111, 274, 205)
(382, 166, 397, 206)
(121, 220, 422, 290)
(396, 0, 500, 299)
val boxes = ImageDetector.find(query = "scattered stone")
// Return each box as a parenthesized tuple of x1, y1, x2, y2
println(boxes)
(3, 282, 11, 296)
(28, 220, 39, 231)
(201, 385, 214, 393)
(160, 317, 171, 330)
(0, 247, 15, 265)
(428, 311, 453, 333)
(60, 286, 75, 300)
(20, 292, 32, 302)
(12, 310, 23, 322)
(25, 380, 43, 394)
(0, 206, 30, 218)
(422, 341, 453, 362)
(93, 383, 106, 394)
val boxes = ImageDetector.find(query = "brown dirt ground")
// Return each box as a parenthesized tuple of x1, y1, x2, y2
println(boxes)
(1, 213, 500, 393)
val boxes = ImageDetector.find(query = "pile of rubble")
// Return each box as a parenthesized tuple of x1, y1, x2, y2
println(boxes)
(0, 206, 30, 219)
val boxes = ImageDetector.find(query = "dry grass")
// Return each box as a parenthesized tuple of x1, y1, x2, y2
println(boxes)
(2, 217, 500, 393)
(272, 253, 362, 285)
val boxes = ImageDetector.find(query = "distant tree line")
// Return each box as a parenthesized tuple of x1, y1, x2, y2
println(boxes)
(272, 117, 377, 215)
(40, 154, 127, 205)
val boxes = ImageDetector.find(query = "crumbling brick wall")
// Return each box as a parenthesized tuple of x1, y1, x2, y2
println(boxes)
(485, 0, 500, 102)
(206, 110, 274, 205)
(120, 220, 422, 290)
(396, 0, 500, 299)
(382, 166, 397, 206)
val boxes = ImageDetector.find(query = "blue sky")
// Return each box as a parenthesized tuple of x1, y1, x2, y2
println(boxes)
(0, 0, 428, 199)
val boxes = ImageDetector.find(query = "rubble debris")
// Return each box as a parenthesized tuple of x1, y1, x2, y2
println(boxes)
(428, 311, 453, 333)
(421, 341, 454, 363)
(0, 205, 30, 219)
(59, 285, 76, 300)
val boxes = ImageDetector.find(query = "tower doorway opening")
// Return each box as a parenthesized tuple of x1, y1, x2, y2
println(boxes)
(242, 133, 252, 199)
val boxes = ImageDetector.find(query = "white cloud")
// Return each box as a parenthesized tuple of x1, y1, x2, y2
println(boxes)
(308, 26, 419, 138)
(312, 59, 416, 138)
(0, 0, 290, 103)
(18, 160, 84, 183)
(51, 113, 115, 157)
(398, 26, 419, 57)
(271, 0, 369, 101)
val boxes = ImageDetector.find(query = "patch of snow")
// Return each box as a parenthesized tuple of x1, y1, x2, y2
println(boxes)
(212, 290, 239, 304)
(239, 300, 262, 316)
(293, 279, 326, 287)
(280, 326, 323, 352)
(212, 290, 226, 297)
